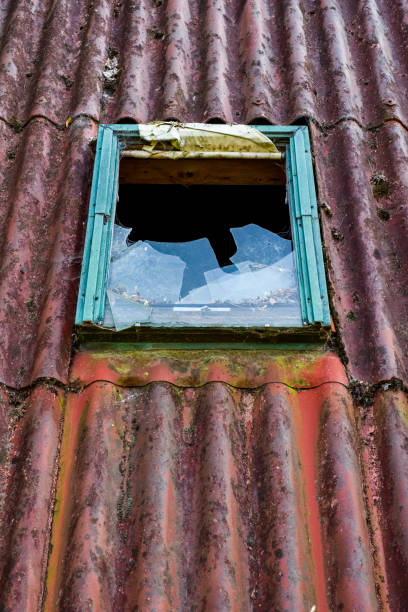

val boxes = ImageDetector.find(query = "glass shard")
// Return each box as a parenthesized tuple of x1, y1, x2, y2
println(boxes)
(107, 289, 151, 330)
(230, 223, 292, 266)
(104, 223, 302, 328)
(145, 237, 218, 297)
(204, 252, 297, 304)
(109, 241, 186, 303)
(111, 225, 132, 261)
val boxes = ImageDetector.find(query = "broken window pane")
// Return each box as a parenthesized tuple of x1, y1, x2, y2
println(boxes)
(230, 224, 292, 266)
(108, 241, 186, 303)
(104, 222, 302, 329)
(110, 225, 131, 261)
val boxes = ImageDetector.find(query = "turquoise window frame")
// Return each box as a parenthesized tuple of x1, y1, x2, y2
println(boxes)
(76, 124, 330, 328)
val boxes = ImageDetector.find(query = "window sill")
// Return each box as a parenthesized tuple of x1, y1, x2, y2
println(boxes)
(76, 322, 331, 348)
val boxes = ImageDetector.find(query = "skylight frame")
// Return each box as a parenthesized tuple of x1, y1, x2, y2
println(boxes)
(76, 124, 330, 328)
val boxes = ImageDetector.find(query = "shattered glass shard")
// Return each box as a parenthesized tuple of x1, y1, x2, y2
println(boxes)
(204, 252, 297, 303)
(107, 289, 151, 329)
(145, 237, 219, 297)
(110, 225, 132, 261)
(230, 224, 292, 266)
(109, 241, 186, 303)
(104, 223, 301, 327)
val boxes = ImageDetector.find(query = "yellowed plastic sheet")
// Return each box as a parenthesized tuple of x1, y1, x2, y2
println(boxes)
(137, 122, 279, 154)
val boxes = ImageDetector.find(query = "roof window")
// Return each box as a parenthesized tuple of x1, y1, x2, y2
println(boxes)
(76, 123, 330, 338)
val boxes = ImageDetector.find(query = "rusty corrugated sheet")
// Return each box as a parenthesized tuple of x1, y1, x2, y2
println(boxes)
(0, 119, 96, 387)
(1, 0, 408, 127)
(1, 0, 408, 386)
(0, 351, 407, 610)
(0, 386, 63, 610)
(1, 2, 408, 610)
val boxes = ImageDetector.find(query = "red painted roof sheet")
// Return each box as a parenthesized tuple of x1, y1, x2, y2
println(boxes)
(1, 351, 407, 610)
(1, 1, 408, 609)
(1, 0, 408, 386)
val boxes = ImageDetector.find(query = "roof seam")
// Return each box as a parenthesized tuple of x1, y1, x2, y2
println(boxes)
(3, 376, 407, 402)
(309, 114, 408, 134)
(0, 113, 99, 132)
(1, 114, 407, 134)
(0, 376, 396, 396)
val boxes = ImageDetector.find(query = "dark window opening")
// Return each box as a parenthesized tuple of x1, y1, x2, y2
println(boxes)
(115, 184, 290, 270)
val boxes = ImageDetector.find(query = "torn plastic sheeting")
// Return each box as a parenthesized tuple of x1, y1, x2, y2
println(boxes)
(121, 150, 283, 160)
(137, 122, 279, 154)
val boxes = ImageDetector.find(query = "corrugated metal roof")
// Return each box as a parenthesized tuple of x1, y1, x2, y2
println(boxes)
(1, 0, 408, 386)
(2, 0, 408, 128)
(1, 1, 408, 609)
(1, 351, 407, 610)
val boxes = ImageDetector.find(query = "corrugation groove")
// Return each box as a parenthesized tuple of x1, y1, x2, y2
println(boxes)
(0, 387, 63, 612)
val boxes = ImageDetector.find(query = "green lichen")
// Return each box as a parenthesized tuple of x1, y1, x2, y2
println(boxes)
(371, 173, 391, 201)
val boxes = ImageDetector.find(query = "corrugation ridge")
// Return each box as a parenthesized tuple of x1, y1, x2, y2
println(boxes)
(0, 119, 96, 388)
(322, 123, 399, 373)
(371, 390, 408, 610)
(355, 0, 404, 117)
(189, 383, 251, 610)
(200, 0, 234, 122)
(280, 0, 317, 124)
(311, 119, 408, 382)
(114, 384, 186, 610)
(68, 0, 114, 120)
(23, 120, 97, 384)
(317, 0, 363, 119)
(238, 0, 282, 123)
(250, 384, 316, 610)
(0, 387, 63, 612)
(45, 383, 122, 611)
(160, 0, 193, 121)
(317, 387, 379, 610)
(0, 0, 50, 119)
(104, 1, 152, 123)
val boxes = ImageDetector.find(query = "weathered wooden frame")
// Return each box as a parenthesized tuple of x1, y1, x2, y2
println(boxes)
(76, 124, 330, 328)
